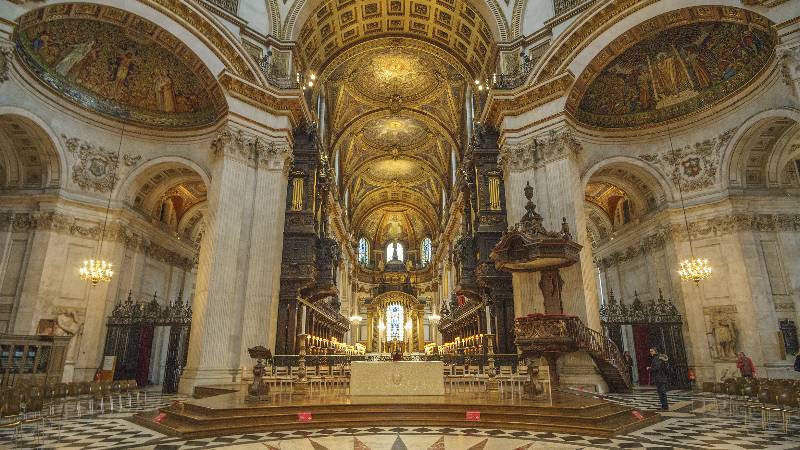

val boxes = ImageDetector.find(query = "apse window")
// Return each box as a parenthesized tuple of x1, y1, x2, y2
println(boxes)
(358, 237, 370, 265)
(421, 237, 432, 267)
(386, 242, 404, 262)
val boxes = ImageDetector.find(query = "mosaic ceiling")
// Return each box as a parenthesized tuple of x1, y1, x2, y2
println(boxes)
(15, 4, 227, 129)
(568, 6, 775, 129)
(323, 39, 466, 244)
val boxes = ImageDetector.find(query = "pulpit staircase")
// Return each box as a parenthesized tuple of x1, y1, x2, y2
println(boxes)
(514, 314, 632, 393)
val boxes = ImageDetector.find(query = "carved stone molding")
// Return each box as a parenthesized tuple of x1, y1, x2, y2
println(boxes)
(0, 47, 10, 84)
(62, 136, 141, 193)
(0, 211, 195, 270)
(639, 128, 736, 192)
(499, 126, 582, 172)
(210, 124, 292, 172)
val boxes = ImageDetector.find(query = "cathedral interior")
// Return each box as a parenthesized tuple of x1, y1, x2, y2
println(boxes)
(1, 0, 800, 448)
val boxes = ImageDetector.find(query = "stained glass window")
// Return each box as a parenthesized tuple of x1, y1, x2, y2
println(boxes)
(386, 303, 404, 341)
(358, 237, 369, 265)
(421, 237, 432, 267)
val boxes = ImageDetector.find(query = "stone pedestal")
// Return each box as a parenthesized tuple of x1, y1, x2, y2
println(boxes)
(350, 361, 445, 396)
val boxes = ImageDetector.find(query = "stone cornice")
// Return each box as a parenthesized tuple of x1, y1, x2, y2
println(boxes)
(0, 210, 196, 270)
(597, 212, 800, 268)
(210, 123, 293, 173)
(218, 73, 304, 127)
(483, 72, 573, 128)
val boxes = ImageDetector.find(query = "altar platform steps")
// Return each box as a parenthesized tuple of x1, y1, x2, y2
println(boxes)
(134, 386, 659, 439)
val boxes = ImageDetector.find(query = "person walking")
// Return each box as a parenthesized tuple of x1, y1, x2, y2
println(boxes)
(623, 350, 634, 384)
(736, 352, 756, 378)
(647, 347, 670, 411)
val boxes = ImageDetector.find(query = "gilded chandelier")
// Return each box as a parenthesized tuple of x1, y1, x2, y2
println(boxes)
(80, 259, 114, 286)
(678, 258, 712, 283)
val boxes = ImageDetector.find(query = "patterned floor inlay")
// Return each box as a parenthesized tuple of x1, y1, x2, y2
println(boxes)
(1, 389, 798, 449)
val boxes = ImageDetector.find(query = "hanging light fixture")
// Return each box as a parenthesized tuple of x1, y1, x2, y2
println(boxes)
(80, 126, 125, 286)
(668, 128, 712, 284)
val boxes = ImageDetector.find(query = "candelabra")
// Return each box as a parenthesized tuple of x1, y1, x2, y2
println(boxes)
(484, 334, 499, 391)
(292, 334, 309, 395)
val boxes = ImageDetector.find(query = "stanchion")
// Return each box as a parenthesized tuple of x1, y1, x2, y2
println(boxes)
(293, 334, 310, 396)
(485, 334, 499, 391)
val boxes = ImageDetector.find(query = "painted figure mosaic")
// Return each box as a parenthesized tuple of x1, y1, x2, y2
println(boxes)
(575, 22, 774, 128)
(15, 8, 225, 128)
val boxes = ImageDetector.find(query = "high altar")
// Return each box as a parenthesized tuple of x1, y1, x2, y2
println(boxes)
(364, 287, 427, 353)
(350, 361, 445, 396)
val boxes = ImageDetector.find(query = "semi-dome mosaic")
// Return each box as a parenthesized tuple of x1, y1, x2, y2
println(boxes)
(569, 7, 775, 129)
(15, 4, 226, 128)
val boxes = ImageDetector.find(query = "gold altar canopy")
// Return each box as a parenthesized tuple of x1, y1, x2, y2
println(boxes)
(366, 291, 426, 353)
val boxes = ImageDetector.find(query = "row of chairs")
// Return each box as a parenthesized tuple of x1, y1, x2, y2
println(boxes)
(444, 364, 535, 397)
(0, 380, 148, 446)
(697, 377, 800, 433)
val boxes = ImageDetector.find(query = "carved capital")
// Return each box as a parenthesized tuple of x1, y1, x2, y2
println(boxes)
(211, 124, 293, 173)
(0, 46, 11, 84)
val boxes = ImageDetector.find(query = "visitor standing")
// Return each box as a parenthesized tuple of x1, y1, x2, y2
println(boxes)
(736, 352, 756, 378)
(647, 347, 670, 411)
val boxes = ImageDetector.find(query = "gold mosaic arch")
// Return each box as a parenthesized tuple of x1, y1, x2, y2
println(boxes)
(372, 291, 423, 310)
(298, 0, 496, 78)
(566, 6, 776, 130)
(333, 108, 457, 162)
(351, 188, 438, 233)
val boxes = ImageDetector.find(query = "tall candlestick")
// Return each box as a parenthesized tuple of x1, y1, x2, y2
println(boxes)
(300, 304, 307, 335)
(485, 305, 492, 335)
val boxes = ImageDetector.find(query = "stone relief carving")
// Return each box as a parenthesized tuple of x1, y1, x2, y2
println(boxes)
(703, 305, 739, 361)
(639, 128, 736, 192)
(0, 47, 11, 83)
(62, 135, 140, 192)
(499, 127, 582, 172)
(0, 211, 195, 270)
(54, 309, 84, 362)
(780, 46, 800, 99)
(211, 124, 293, 172)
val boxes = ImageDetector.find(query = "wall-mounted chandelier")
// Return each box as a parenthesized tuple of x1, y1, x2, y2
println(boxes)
(79, 127, 124, 286)
(668, 128, 712, 284)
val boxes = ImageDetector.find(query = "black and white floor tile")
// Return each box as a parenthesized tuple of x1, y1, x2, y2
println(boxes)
(2, 390, 799, 449)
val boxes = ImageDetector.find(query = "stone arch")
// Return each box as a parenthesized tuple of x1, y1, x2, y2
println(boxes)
(582, 156, 674, 205)
(118, 157, 210, 237)
(722, 108, 800, 190)
(0, 107, 65, 190)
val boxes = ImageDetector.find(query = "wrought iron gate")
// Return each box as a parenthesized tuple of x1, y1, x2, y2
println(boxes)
(600, 289, 689, 389)
(103, 292, 192, 393)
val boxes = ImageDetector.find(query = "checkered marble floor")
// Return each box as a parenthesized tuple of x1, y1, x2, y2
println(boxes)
(2, 390, 799, 449)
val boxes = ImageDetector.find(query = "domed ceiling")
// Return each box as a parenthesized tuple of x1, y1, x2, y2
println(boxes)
(568, 7, 775, 129)
(321, 38, 468, 246)
(15, 4, 226, 128)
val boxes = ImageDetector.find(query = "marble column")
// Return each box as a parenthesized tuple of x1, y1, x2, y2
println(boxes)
(179, 124, 290, 394)
(238, 138, 291, 367)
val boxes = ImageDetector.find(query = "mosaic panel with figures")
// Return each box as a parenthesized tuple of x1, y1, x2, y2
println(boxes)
(569, 7, 775, 129)
(15, 4, 226, 128)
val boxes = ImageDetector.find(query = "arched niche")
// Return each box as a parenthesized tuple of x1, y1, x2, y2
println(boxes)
(0, 112, 63, 190)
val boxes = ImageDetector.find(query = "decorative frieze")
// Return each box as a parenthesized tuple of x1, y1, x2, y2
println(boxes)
(0, 211, 195, 270)
(639, 128, 736, 192)
(499, 126, 582, 172)
(62, 136, 141, 193)
(210, 124, 293, 172)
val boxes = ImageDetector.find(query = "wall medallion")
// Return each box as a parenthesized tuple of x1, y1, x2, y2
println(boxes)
(62, 135, 140, 192)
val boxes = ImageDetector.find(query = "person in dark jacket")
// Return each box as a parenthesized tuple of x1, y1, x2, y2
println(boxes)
(647, 347, 670, 411)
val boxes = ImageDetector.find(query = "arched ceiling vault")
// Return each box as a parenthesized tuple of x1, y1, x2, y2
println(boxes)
(316, 37, 472, 246)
